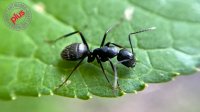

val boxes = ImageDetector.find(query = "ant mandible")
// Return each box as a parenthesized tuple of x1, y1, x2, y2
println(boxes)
(47, 25, 155, 91)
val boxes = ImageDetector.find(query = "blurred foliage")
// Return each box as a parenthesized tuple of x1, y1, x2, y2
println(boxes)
(0, 0, 199, 100)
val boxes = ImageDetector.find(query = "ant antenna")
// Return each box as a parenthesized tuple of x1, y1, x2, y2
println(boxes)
(129, 27, 156, 53)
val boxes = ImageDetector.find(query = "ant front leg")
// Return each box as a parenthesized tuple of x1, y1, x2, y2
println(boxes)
(108, 59, 121, 90)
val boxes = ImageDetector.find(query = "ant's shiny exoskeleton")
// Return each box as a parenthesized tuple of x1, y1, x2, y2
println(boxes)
(47, 25, 155, 91)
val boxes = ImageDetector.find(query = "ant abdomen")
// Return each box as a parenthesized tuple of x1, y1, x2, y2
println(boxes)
(61, 43, 88, 61)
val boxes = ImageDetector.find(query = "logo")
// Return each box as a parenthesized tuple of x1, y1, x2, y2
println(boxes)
(3, 2, 32, 30)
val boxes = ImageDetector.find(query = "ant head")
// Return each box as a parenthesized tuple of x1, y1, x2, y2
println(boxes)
(117, 49, 136, 68)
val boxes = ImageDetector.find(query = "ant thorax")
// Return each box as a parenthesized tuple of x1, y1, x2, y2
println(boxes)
(93, 46, 119, 62)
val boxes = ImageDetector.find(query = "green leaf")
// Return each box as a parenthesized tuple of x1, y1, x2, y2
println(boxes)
(0, 0, 199, 100)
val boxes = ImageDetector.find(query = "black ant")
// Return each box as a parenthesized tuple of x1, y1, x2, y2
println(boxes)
(47, 25, 155, 91)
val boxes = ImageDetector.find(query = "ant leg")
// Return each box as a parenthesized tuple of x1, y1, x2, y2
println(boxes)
(104, 42, 124, 48)
(46, 31, 90, 51)
(96, 56, 113, 88)
(118, 59, 131, 63)
(128, 27, 156, 53)
(100, 20, 124, 47)
(108, 59, 121, 90)
(55, 57, 85, 91)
